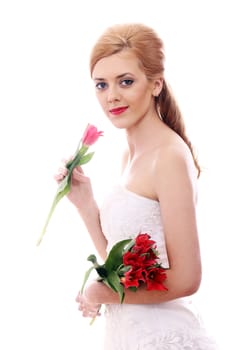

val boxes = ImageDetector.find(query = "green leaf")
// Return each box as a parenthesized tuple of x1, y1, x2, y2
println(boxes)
(80, 266, 95, 294)
(37, 135, 94, 245)
(78, 152, 95, 165)
(106, 271, 125, 303)
(124, 239, 135, 251)
(95, 266, 108, 279)
(66, 145, 88, 173)
(65, 142, 82, 170)
(104, 239, 132, 272)
(72, 139, 82, 158)
(117, 264, 131, 275)
(87, 254, 98, 264)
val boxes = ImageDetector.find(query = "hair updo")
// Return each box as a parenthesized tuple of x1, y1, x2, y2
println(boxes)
(90, 23, 200, 176)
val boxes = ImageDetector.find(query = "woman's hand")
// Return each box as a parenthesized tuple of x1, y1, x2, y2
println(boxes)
(76, 281, 105, 319)
(76, 291, 101, 319)
(54, 158, 95, 211)
(54, 158, 108, 260)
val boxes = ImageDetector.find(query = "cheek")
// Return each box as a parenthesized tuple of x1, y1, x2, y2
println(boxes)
(129, 85, 150, 101)
(126, 90, 147, 108)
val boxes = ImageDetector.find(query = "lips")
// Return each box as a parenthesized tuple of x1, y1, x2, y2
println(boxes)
(109, 106, 128, 115)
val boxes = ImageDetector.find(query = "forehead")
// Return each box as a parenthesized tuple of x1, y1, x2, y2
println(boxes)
(92, 50, 144, 79)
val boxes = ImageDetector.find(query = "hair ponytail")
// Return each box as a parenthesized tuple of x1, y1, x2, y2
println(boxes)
(157, 81, 201, 177)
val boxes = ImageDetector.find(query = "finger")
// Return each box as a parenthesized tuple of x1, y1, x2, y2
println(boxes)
(75, 166, 84, 174)
(57, 167, 68, 178)
(76, 298, 101, 316)
(78, 304, 84, 311)
(54, 173, 66, 183)
(72, 168, 89, 183)
(61, 156, 73, 166)
(86, 304, 101, 315)
(73, 167, 84, 176)
(75, 291, 82, 303)
(82, 308, 99, 318)
(54, 167, 68, 182)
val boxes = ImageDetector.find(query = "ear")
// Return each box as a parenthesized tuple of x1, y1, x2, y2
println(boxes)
(152, 76, 163, 97)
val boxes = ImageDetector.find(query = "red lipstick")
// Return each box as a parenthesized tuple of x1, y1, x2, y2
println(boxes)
(109, 106, 128, 115)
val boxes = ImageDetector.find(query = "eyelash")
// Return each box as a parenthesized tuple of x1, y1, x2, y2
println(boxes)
(95, 79, 134, 90)
(121, 79, 134, 86)
(95, 82, 107, 90)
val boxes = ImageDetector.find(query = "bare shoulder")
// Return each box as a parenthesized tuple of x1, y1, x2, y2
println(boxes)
(153, 139, 198, 202)
(151, 141, 201, 297)
(157, 141, 197, 175)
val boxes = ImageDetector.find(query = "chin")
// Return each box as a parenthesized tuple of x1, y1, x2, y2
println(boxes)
(108, 117, 133, 130)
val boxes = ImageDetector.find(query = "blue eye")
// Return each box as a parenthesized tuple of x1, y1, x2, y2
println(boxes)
(95, 82, 107, 90)
(121, 79, 134, 86)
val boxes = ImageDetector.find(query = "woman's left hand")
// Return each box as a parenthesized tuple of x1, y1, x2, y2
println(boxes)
(76, 291, 101, 319)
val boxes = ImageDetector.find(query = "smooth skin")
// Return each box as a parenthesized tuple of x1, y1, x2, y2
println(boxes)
(55, 50, 201, 319)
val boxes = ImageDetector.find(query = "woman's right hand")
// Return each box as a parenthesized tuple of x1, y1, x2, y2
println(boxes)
(55, 158, 107, 260)
(54, 159, 95, 212)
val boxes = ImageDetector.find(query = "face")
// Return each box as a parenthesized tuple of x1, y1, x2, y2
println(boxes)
(92, 50, 162, 130)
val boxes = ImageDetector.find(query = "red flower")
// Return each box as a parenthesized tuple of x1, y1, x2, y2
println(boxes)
(82, 124, 104, 146)
(134, 233, 156, 251)
(123, 251, 147, 268)
(81, 232, 168, 314)
(121, 267, 145, 288)
(144, 267, 168, 291)
(121, 233, 168, 293)
(123, 250, 157, 269)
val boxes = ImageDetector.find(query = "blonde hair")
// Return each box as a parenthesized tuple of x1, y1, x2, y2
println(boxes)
(90, 23, 201, 177)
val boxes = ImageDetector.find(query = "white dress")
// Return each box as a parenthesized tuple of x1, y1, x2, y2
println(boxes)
(99, 185, 219, 350)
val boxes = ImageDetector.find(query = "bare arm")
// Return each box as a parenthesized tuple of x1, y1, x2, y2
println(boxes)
(76, 198, 107, 261)
(82, 144, 201, 305)
(55, 164, 107, 260)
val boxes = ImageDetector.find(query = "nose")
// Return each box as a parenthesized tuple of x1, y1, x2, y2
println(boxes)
(107, 85, 120, 103)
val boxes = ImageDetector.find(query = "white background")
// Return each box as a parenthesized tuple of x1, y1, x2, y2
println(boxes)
(0, 0, 232, 349)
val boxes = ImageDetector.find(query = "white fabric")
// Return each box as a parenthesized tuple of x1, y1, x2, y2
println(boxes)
(99, 185, 218, 350)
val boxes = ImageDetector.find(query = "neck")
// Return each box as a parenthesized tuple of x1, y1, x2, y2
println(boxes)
(125, 114, 166, 159)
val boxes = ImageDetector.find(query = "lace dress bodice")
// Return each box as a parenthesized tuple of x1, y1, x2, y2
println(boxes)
(99, 185, 218, 350)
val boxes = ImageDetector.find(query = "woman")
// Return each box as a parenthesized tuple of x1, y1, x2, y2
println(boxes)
(56, 23, 218, 349)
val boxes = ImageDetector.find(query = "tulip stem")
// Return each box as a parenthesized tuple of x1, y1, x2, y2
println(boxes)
(36, 184, 70, 246)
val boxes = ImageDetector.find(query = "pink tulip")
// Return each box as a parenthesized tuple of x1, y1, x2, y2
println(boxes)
(82, 124, 104, 146)
(37, 123, 103, 246)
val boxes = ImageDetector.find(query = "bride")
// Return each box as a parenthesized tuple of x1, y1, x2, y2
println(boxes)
(55, 23, 219, 350)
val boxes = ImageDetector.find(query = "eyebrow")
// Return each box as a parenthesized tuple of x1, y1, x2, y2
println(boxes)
(93, 72, 132, 81)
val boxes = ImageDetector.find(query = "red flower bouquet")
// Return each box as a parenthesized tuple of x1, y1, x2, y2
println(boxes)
(37, 123, 103, 246)
(81, 233, 168, 305)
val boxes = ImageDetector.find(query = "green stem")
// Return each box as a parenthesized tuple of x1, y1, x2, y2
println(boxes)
(89, 315, 97, 326)
(89, 305, 102, 326)
(36, 185, 70, 246)
(66, 145, 88, 172)
(36, 145, 89, 246)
